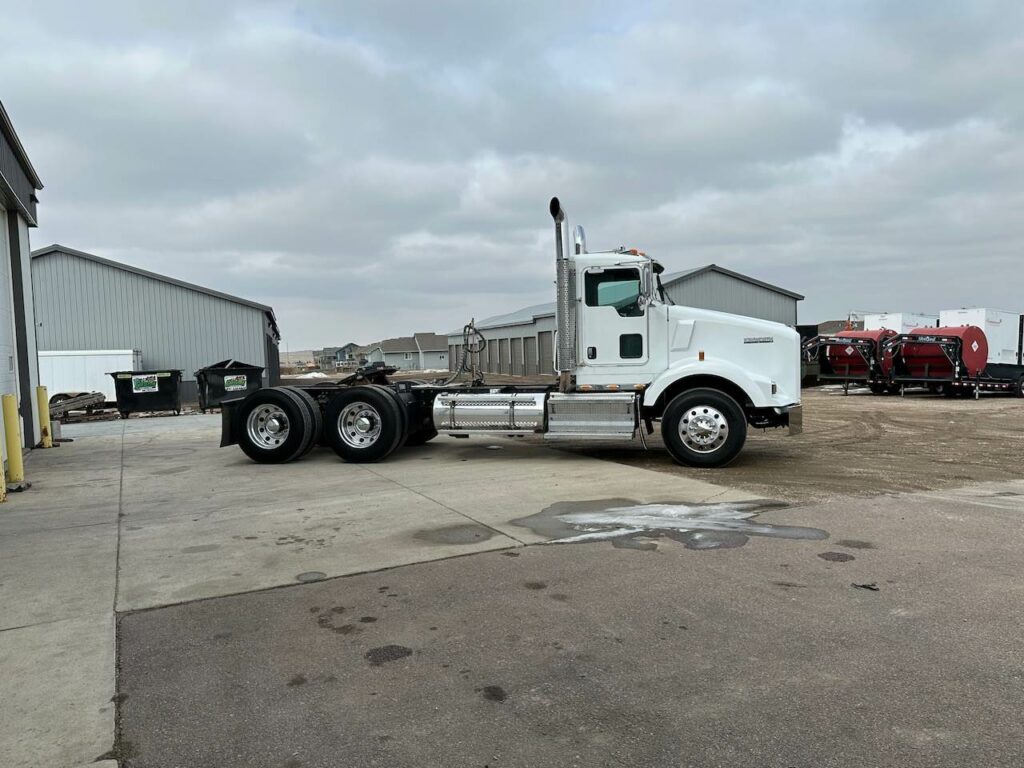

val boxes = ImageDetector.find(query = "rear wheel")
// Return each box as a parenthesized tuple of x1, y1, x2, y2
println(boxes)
(661, 388, 747, 468)
(325, 387, 404, 462)
(1014, 377, 1024, 399)
(237, 388, 311, 464)
(868, 381, 887, 395)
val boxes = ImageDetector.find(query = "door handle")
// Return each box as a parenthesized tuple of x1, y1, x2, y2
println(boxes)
(587, 346, 597, 360)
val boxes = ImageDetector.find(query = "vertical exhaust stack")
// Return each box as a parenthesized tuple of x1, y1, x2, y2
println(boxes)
(550, 197, 576, 392)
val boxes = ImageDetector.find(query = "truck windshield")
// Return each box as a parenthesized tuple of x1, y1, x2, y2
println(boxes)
(585, 268, 643, 317)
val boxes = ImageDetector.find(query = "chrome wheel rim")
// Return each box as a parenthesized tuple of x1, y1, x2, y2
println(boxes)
(679, 405, 728, 453)
(338, 401, 382, 448)
(246, 404, 290, 450)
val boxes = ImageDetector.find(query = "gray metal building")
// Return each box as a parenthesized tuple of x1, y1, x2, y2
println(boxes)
(0, 100, 44, 448)
(31, 245, 280, 401)
(447, 264, 802, 376)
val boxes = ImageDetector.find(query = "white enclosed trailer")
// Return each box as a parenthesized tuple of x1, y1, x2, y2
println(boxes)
(38, 349, 142, 403)
(863, 312, 938, 334)
(939, 308, 1023, 365)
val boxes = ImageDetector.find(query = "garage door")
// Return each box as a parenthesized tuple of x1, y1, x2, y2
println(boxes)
(524, 337, 538, 376)
(498, 339, 510, 375)
(538, 331, 554, 375)
(510, 338, 524, 375)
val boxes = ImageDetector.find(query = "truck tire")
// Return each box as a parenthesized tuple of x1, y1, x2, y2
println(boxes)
(281, 386, 323, 457)
(237, 388, 312, 464)
(324, 386, 404, 462)
(661, 388, 747, 468)
(868, 381, 887, 395)
(370, 385, 409, 449)
(1015, 376, 1024, 399)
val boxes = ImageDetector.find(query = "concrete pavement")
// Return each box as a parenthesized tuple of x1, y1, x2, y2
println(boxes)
(1, 413, 751, 767)
(117, 484, 1024, 767)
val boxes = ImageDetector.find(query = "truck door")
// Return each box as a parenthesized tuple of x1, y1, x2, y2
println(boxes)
(580, 266, 649, 367)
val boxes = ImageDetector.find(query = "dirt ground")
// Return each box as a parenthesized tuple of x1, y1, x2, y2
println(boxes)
(564, 386, 1024, 503)
(282, 373, 1024, 503)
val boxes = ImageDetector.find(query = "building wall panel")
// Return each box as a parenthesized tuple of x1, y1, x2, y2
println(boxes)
(32, 251, 270, 394)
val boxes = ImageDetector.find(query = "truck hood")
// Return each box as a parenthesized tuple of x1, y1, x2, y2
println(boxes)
(663, 304, 801, 406)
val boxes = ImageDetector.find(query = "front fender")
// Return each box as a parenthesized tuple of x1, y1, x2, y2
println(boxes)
(642, 359, 774, 410)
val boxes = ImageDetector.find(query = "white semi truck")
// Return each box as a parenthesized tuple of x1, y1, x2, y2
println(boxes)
(221, 198, 802, 468)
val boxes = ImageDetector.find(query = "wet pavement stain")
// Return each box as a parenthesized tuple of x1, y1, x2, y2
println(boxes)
(818, 551, 856, 562)
(481, 685, 508, 702)
(413, 523, 495, 545)
(180, 544, 220, 554)
(511, 498, 828, 551)
(365, 645, 413, 665)
(524, 581, 547, 590)
(835, 539, 875, 549)
(287, 674, 307, 687)
(296, 571, 326, 583)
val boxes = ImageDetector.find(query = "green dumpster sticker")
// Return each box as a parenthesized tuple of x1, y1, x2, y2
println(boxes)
(224, 374, 248, 392)
(132, 374, 159, 394)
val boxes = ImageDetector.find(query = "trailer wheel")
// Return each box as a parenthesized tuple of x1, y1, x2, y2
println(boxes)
(281, 386, 323, 457)
(237, 387, 311, 464)
(868, 382, 887, 395)
(324, 387, 403, 462)
(1014, 376, 1024, 399)
(661, 388, 747, 468)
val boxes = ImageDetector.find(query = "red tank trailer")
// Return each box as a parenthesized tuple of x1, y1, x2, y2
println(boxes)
(893, 326, 988, 380)
(803, 328, 897, 393)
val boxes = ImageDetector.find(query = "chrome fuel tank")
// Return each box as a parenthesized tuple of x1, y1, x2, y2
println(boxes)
(432, 392, 546, 433)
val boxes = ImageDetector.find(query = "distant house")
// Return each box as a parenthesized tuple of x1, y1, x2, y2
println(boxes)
(361, 332, 448, 370)
(315, 342, 360, 370)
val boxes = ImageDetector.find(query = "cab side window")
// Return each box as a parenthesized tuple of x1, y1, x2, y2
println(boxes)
(584, 268, 643, 317)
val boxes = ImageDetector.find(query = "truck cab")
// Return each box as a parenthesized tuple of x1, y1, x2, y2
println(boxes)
(551, 198, 802, 466)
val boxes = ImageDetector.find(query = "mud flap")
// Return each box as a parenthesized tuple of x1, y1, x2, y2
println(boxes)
(787, 405, 803, 435)
(220, 400, 239, 447)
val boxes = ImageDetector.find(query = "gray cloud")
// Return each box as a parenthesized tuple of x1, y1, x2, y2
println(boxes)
(2, 0, 1022, 347)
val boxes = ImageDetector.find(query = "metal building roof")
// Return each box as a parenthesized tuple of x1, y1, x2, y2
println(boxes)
(661, 264, 804, 300)
(454, 263, 802, 335)
(32, 244, 279, 338)
(0, 101, 43, 190)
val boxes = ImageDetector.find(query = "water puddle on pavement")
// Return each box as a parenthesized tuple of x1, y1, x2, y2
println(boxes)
(511, 498, 828, 551)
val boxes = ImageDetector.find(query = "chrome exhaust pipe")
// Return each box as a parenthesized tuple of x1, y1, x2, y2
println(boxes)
(550, 197, 575, 391)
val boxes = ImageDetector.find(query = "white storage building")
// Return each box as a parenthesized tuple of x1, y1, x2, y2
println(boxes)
(940, 308, 1023, 366)
(863, 312, 938, 334)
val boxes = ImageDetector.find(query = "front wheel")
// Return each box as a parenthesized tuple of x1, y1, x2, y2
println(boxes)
(660, 388, 747, 468)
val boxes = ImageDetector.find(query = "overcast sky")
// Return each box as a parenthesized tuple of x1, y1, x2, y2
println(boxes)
(2, 1, 1022, 349)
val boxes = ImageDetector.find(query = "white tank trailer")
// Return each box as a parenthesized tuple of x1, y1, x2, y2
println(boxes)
(220, 198, 803, 468)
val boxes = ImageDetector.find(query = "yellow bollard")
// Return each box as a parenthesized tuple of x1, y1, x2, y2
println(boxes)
(0, 418, 6, 503)
(36, 386, 53, 449)
(2, 394, 25, 486)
